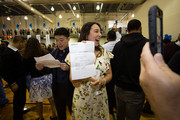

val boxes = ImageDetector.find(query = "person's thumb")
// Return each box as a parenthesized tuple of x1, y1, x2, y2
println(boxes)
(154, 53, 170, 71)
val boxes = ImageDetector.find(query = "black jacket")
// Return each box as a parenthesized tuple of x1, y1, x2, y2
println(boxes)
(0, 46, 26, 86)
(111, 33, 148, 92)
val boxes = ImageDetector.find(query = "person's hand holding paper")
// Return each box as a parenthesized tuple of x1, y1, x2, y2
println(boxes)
(34, 53, 61, 68)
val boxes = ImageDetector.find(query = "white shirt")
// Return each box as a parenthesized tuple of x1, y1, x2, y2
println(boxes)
(102, 41, 118, 52)
(8, 44, 18, 52)
(175, 41, 180, 47)
(116, 31, 122, 41)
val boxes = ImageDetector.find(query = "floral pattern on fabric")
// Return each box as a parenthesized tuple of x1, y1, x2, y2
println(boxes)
(29, 74, 52, 102)
(65, 47, 113, 120)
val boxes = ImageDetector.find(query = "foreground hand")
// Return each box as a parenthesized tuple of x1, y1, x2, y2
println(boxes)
(140, 42, 180, 120)
(35, 63, 44, 70)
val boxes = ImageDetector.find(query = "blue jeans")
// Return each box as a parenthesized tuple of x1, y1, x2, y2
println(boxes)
(115, 86, 145, 120)
(0, 77, 9, 106)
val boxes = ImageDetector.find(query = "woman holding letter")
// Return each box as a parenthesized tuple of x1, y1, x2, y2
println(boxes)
(65, 22, 113, 120)
(22, 38, 57, 120)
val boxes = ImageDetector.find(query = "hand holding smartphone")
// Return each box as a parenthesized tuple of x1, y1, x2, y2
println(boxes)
(148, 5, 163, 55)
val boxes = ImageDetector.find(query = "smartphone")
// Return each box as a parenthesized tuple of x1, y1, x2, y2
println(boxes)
(148, 5, 163, 55)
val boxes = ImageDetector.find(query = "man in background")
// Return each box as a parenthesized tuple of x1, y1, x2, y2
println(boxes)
(0, 36, 27, 120)
(111, 19, 148, 120)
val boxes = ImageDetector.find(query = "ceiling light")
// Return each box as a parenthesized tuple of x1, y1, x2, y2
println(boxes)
(24, 16, 28, 20)
(77, 14, 79, 18)
(51, 6, 54, 11)
(7, 17, 11, 21)
(59, 14, 62, 19)
(73, 6, 76, 10)
(96, 5, 100, 10)
(131, 13, 135, 18)
(31, 8, 34, 11)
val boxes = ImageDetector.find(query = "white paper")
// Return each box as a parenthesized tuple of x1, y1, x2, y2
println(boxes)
(34, 54, 60, 68)
(69, 41, 96, 80)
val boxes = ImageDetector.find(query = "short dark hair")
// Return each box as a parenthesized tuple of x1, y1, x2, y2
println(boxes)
(107, 30, 116, 41)
(13, 36, 25, 43)
(54, 27, 69, 37)
(78, 22, 101, 42)
(127, 19, 141, 31)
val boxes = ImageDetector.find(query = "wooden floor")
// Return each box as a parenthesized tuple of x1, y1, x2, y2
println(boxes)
(0, 81, 157, 120)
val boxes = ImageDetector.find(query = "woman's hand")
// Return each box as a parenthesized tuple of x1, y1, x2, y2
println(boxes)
(90, 77, 106, 86)
(35, 63, 44, 70)
(72, 81, 82, 87)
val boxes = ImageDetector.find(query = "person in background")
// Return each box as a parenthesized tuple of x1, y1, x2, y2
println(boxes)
(115, 28, 122, 41)
(111, 19, 148, 120)
(1, 40, 9, 47)
(0, 42, 9, 108)
(47, 44, 53, 53)
(163, 33, 180, 63)
(40, 43, 47, 51)
(140, 42, 180, 120)
(36, 28, 74, 120)
(22, 38, 57, 120)
(168, 50, 180, 75)
(65, 22, 113, 120)
(52, 43, 57, 50)
(102, 30, 117, 118)
(0, 36, 27, 120)
(102, 30, 117, 52)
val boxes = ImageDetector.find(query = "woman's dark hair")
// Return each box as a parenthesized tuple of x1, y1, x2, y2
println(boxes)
(22, 38, 48, 59)
(78, 22, 101, 42)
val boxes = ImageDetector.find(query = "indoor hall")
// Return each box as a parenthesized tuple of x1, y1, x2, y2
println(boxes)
(0, 0, 180, 120)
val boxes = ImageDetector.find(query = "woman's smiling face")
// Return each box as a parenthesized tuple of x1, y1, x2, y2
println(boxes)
(87, 24, 102, 47)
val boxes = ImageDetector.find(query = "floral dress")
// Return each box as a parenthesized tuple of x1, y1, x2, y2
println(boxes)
(66, 47, 113, 120)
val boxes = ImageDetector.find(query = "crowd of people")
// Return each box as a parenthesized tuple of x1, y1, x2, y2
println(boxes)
(0, 19, 179, 120)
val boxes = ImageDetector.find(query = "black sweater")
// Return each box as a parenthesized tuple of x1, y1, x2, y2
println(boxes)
(23, 57, 51, 78)
(0, 46, 26, 86)
(111, 33, 148, 92)
(168, 50, 180, 75)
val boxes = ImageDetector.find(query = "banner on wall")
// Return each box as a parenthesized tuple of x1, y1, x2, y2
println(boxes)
(3, 24, 6, 31)
(29, 23, 32, 30)
(16, 24, 19, 30)
(57, 22, 60, 28)
(73, 22, 75, 28)
(115, 20, 118, 25)
(43, 23, 46, 30)
(46, 34, 50, 46)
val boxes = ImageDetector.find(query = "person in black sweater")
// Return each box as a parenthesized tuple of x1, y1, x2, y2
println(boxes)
(168, 50, 180, 75)
(22, 38, 57, 120)
(0, 36, 27, 120)
(111, 19, 148, 120)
